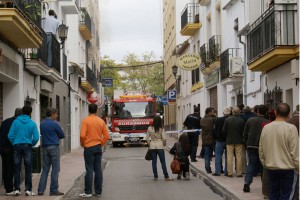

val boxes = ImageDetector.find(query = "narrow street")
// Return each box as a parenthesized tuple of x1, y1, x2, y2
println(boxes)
(63, 144, 223, 200)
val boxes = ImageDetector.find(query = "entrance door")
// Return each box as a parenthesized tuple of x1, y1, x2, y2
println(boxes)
(210, 87, 218, 110)
(40, 94, 49, 121)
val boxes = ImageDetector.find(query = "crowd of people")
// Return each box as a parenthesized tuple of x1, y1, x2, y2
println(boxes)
(179, 103, 299, 200)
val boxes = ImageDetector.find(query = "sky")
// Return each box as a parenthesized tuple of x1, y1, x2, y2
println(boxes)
(99, 0, 163, 64)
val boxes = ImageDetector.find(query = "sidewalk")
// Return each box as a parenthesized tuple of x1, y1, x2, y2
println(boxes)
(0, 148, 85, 200)
(165, 134, 264, 200)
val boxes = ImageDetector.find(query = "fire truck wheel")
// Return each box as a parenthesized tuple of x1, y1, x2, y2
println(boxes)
(112, 142, 119, 147)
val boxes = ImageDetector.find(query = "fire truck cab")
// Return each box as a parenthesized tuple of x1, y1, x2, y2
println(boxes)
(110, 91, 156, 147)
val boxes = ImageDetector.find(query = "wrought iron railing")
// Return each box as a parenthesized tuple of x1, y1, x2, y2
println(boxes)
(247, 4, 298, 63)
(181, 3, 200, 30)
(208, 35, 221, 64)
(79, 8, 92, 34)
(63, 53, 67, 80)
(220, 48, 240, 81)
(200, 43, 209, 69)
(51, 33, 60, 73)
(86, 65, 98, 91)
(13, 0, 42, 30)
(37, 30, 48, 64)
(264, 84, 282, 109)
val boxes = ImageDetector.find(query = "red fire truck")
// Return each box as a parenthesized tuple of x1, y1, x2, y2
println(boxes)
(110, 91, 156, 147)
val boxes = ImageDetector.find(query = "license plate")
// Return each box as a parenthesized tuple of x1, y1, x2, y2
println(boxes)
(131, 137, 138, 142)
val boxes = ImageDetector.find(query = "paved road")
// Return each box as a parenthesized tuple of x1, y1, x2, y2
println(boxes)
(64, 144, 223, 200)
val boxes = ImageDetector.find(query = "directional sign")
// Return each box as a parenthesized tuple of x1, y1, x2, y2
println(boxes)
(156, 96, 162, 103)
(104, 95, 108, 102)
(167, 90, 176, 102)
(102, 78, 113, 87)
(161, 97, 168, 106)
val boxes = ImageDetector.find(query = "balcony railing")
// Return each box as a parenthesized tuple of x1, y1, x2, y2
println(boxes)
(220, 48, 241, 81)
(51, 33, 60, 73)
(63, 53, 67, 80)
(208, 35, 221, 64)
(86, 65, 98, 91)
(13, 0, 42, 30)
(80, 8, 92, 35)
(200, 43, 209, 69)
(181, 3, 200, 30)
(247, 4, 298, 63)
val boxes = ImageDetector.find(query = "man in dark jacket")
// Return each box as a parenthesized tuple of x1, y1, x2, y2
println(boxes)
(243, 105, 269, 192)
(38, 108, 65, 196)
(212, 107, 231, 176)
(200, 107, 216, 173)
(183, 106, 201, 162)
(0, 108, 22, 196)
(223, 107, 245, 177)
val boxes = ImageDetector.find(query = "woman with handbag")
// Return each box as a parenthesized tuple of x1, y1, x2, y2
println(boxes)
(170, 133, 191, 180)
(146, 115, 173, 181)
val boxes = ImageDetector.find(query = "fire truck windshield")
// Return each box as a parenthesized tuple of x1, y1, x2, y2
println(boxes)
(113, 102, 155, 118)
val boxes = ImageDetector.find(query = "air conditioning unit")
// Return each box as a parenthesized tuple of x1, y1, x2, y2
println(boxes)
(230, 57, 243, 74)
(274, 0, 297, 4)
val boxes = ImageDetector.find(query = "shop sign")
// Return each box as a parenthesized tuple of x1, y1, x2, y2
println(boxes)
(205, 71, 219, 88)
(178, 53, 201, 71)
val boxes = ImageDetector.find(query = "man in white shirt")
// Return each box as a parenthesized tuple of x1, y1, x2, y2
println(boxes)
(43, 10, 59, 67)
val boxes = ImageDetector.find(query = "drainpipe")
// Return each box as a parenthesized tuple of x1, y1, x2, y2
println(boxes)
(68, 72, 74, 153)
(239, 36, 247, 106)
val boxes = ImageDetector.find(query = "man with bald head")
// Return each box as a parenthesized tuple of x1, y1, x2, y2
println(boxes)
(259, 103, 299, 200)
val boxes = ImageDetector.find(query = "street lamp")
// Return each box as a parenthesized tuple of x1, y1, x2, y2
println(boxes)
(58, 20, 69, 49)
(172, 65, 178, 78)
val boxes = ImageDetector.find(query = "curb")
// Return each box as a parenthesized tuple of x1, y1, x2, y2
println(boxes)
(165, 145, 241, 200)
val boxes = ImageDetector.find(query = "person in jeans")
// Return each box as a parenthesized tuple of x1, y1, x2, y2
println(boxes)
(259, 103, 299, 200)
(8, 105, 40, 196)
(200, 107, 216, 174)
(243, 105, 269, 193)
(0, 108, 22, 196)
(146, 115, 173, 181)
(212, 107, 231, 176)
(79, 104, 110, 198)
(37, 108, 65, 196)
(223, 107, 245, 177)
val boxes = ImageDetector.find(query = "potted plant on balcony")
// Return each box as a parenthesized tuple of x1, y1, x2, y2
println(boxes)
(30, 48, 38, 59)
(23, 2, 41, 24)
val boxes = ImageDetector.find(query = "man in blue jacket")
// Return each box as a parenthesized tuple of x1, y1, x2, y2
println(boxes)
(8, 105, 40, 196)
(37, 108, 65, 196)
(0, 108, 22, 196)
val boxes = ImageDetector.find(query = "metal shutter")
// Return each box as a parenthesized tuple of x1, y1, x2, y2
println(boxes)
(210, 87, 218, 110)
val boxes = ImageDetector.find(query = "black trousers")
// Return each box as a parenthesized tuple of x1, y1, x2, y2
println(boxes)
(188, 131, 199, 161)
(0, 147, 14, 193)
(180, 162, 190, 177)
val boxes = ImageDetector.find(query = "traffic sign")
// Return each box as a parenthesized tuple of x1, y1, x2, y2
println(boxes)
(167, 90, 176, 102)
(156, 96, 162, 102)
(102, 78, 113, 87)
(161, 97, 168, 106)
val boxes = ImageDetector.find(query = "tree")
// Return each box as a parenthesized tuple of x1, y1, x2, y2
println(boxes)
(121, 51, 164, 96)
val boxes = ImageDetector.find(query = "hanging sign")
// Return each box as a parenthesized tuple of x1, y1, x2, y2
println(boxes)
(87, 92, 99, 104)
(178, 53, 201, 71)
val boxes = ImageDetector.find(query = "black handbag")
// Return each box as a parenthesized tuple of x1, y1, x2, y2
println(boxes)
(145, 149, 152, 161)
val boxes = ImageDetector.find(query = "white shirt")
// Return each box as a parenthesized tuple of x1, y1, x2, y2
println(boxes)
(43, 16, 59, 35)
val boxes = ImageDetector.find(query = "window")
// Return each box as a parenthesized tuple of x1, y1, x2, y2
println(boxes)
(56, 95, 60, 122)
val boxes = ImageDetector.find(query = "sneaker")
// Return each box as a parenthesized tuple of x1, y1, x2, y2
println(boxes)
(185, 172, 190, 180)
(25, 191, 35, 196)
(14, 190, 21, 196)
(165, 178, 174, 181)
(38, 192, 44, 196)
(212, 173, 220, 176)
(93, 193, 101, 197)
(243, 184, 250, 192)
(79, 193, 92, 198)
(6, 191, 15, 196)
(50, 191, 64, 196)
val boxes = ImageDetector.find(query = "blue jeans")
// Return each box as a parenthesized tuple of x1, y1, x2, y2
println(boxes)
(13, 144, 32, 191)
(215, 141, 227, 175)
(269, 169, 298, 200)
(244, 148, 261, 185)
(47, 33, 52, 67)
(151, 149, 169, 178)
(84, 145, 103, 195)
(38, 145, 60, 194)
(204, 145, 213, 173)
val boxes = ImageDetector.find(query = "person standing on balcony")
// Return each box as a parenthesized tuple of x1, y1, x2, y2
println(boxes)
(0, 108, 22, 196)
(37, 108, 65, 196)
(43, 10, 59, 67)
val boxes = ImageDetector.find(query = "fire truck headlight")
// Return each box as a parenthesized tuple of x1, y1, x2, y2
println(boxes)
(112, 133, 121, 138)
(114, 127, 120, 132)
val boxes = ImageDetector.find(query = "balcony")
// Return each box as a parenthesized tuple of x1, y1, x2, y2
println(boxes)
(81, 65, 98, 92)
(200, 43, 212, 75)
(25, 31, 60, 82)
(180, 3, 202, 36)
(199, 0, 211, 6)
(208, 35, 221, 71)
(220, 48, 243, 86)
(59, 0, 80, 14)
(247, 4, 299, 72)
(0, 0, 42, 48)
(79, 8, 92, 40)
